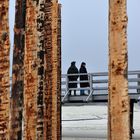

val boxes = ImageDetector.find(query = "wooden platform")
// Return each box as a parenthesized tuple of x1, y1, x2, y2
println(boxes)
(61, 71, 140, 105)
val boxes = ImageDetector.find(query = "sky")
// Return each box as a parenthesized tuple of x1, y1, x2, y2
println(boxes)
(9, 0, 140, 74)
(9, 0, 15, 74)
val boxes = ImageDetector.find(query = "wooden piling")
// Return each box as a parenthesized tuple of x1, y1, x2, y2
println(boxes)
(23, 0, 38, 139)
(108, 0, 130, 140)
(0, 1, 10, 139)
(44, 1, 61, 139)
(23, 0, 61, 139)
(10, 0, 26, 139)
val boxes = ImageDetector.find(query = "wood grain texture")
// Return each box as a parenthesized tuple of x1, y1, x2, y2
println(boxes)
(23, 0, 38, 139)
(44, 1, 61, 140)
(108, 0, 130, 140)
(36, 0, 45, 139)
(57, 4, 61, 140)
(0, 0, 10, 139)
(11, 0, 61, 139)
(10, 0, 26, 139)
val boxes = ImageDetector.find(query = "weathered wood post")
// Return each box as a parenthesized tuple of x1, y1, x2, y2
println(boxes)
(57, 4, 62, 139)
(44, 1, 61, 139)
(0, 0, 10, 139)
(108, 0, 130, 140)
(10, 0, 26, 139)
(10, 0, 61, 139)
(24, 0, 43, 139)
(23, 0, 61, 139)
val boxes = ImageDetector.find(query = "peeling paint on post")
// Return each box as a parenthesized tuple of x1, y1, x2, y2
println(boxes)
(10, 0, 26, 139)
(108, 0, 130, 140)
(0, 0, 10, 139)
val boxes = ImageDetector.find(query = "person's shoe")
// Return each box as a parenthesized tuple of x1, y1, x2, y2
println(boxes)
(81, 93, 86, 96)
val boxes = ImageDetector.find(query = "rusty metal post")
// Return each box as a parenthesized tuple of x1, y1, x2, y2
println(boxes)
(108, 0, 130, 140)
(10, 0, 26, 139)
(44, 1, 61, 139)
(0, 1, 10, 139)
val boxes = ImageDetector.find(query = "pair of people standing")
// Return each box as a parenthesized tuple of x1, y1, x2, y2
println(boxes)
(67, 61, 89, 96)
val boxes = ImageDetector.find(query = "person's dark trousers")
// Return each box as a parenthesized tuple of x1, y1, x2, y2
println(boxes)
(74, 90, 76, 96)
(80, 89, 84, 95)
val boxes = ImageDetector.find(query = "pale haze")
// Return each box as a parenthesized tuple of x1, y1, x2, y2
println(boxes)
(9, 0, 140, 74)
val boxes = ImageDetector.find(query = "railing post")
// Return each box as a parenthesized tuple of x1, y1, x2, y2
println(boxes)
(137, 74, 140, 93)
(66, 75, 69, 95)
(61, 75, 69, 103)
(89, 73, 92, 93)
(86, 73, 93, 102)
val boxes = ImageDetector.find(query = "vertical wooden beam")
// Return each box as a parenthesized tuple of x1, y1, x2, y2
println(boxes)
(36, 0, 45, 139)
(22, 0, 61, 139)
(44, 1, 61, 139)
(0, 0, 10, 139)
(10, 0, 26, 139)
(23, 0, 38, 139)
(108, 0, 130, 140)
(50, 4, 58, 139)
(57, 4, 62, 140)
(44, 2, 52, 138)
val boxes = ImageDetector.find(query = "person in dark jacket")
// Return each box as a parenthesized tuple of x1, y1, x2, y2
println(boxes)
(67, 61, 79, 95)
(79, 62, 89, 95)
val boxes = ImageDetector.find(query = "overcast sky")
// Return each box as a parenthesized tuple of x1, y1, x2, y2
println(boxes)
(9, 0, 140, 74)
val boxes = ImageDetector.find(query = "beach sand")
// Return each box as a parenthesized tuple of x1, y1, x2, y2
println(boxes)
(62, 104, 140, 140)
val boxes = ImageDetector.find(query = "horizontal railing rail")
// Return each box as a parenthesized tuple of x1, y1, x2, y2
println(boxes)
(61, 70, 140, 103)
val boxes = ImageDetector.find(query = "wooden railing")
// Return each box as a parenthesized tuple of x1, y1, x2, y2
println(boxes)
(61, 70, 140, 103)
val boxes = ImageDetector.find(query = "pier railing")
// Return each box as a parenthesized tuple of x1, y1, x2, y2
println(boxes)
(61, 70, 140, 103)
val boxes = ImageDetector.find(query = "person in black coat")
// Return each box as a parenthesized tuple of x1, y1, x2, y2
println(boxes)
(79, 62, 89, 95)
(67, 61, 79, 95)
